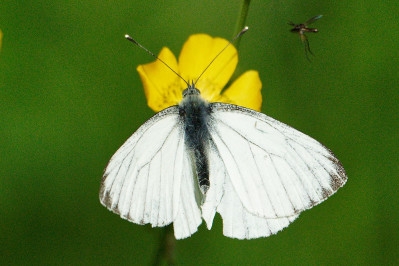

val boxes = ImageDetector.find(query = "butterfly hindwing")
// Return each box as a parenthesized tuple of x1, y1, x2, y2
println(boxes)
(202, 136, 300, 239)
(217, 168, 299, 239)
(173, 154, 202, 239)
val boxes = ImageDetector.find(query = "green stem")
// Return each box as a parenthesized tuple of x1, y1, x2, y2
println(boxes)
(152, 225, 175, 266)
(233, 0, 251, 51)
(228, 0, 251, 84)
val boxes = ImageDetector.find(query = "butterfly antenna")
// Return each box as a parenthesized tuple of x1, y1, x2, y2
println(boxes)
(194, 26, 249, 85)
(125, 34, 189, 87)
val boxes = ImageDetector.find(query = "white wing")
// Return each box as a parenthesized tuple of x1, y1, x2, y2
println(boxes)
(217, 171, 299, 239)
(202, 141, 299, 239)
(204, 103, 347, 238)
(100, 106, 201, 239)
(173, 154, 203, 239)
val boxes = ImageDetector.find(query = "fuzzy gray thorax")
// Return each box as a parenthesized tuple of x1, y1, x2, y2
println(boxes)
(178, 83, 211, 195)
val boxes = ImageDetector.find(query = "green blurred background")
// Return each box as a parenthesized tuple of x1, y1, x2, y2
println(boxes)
(1, 0, 398, 264)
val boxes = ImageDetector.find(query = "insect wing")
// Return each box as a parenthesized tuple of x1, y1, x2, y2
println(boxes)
(217, 169, 299, 239)
(100, 106, 201, 239)
(204, 131, 300, 239)
(208, 103, 347, 223)
(173, 153, 203, 239)
(304, 15, 323, 26)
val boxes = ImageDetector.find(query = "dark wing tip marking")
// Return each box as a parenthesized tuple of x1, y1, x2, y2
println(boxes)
(319, 149, 347, 198)
(324, 146, 348, 191)
(99, 179, 111, 208)
(99, 189, 122, 216)
(322, 187, 333, 199)
(330, 174, 345, 191)
(100, 193, 109, 207)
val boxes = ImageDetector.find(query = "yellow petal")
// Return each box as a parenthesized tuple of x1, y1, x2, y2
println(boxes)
(178, 34, 237, 101)
(219, 70, 262, 111)
(136, 47, 183, 112)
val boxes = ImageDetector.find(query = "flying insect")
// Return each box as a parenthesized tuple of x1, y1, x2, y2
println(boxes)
(289, 15, 323, 61)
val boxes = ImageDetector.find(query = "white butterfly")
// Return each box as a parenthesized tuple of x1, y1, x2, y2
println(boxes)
(99, 30, 347, 240)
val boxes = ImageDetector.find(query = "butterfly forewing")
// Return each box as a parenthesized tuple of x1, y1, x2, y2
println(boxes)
(100, 106, 201, 232)
(208, 103, 347, 220)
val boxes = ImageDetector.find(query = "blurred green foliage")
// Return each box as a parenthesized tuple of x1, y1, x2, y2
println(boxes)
(0, 0, 398, 264)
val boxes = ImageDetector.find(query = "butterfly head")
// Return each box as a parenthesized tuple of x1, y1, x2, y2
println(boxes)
(182, 81, 200, 98)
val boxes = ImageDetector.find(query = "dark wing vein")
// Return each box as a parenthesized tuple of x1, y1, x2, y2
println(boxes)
(279, 152, 313, 207)
(287, 140, 325, 200)
(215, 113, 325, 217)
(285, 140, 323, 202)
(216, 116, 299, 214)
(107, 147, 134, 197)
(269, 155, 297, 213)
(108, 124, 178, 210)
(216, 118, 282, 157)
(212, 128, 263, 212)
(247, 142, 279, 218)
(106, 110, 179, 175)
(262, 120, 333, 160)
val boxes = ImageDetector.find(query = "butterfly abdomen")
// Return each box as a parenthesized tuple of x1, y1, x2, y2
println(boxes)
(179, 94, 211, 194)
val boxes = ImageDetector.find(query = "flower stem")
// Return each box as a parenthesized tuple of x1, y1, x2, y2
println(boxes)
(152, 225, 175, 265)
(233, 0, 251, 51)
(228, 0, 251, 84)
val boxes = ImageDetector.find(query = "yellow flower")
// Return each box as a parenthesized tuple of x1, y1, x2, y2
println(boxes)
(137, 34, 262, 112)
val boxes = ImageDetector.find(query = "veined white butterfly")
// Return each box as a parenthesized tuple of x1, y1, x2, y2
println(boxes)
(99, 27, 347, 239)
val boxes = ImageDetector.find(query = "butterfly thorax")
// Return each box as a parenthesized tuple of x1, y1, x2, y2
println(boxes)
(179, 83, 211, 195)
